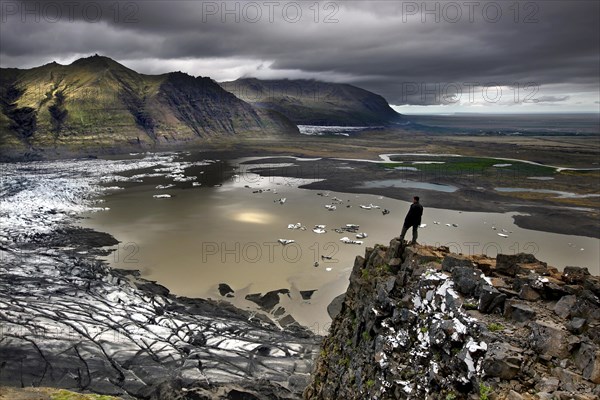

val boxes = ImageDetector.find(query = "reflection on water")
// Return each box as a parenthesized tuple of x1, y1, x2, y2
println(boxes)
(359, 179, 458, 192)
(80, 157, 599, 333)
(232, 211, 275, 224)
(495, 187, 600, 199)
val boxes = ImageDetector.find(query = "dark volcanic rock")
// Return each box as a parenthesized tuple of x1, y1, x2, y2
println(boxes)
(442, 253, 474, 272)
(300, 290, 317, 300)
(136, 280, 171, 296)
(568, 317, 588, 334)
(305, 241, 600, 400)
(219, 283, 235, 297)
(504, 300, 537, 322)
(574, 342, 600, 384)
(27, 227, 119, 250)
(554, 295, 577, 318)
(452, 267, 485, 296)
(327, 293, 345, 319)
(530, 320, 570, 359)
(482, 342, 523, 379)
(245, 289, 291, 311)
(563, 266, 591, 285)
(478, 284, 506, 314)
(519, 284, 541, 301)
(496, 253, 544, 276)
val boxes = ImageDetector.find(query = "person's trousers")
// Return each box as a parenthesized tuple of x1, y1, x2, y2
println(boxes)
(400, 224, 418, 243)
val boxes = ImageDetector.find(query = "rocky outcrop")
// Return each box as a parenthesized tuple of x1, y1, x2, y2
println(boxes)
(304, 240, 600, 399)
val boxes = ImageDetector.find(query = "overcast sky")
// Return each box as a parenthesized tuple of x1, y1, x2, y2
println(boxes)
(1, 0, 598, 113)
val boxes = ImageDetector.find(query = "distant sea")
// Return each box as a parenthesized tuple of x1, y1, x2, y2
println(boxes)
(404, 113, 600, 136)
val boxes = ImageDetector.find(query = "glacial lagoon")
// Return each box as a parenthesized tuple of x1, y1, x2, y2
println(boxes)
(77, 155, 600, 332)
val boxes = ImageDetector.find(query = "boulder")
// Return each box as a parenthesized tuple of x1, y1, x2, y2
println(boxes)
(519, 284, 541, 301)
(478, 284, 506, 314)
(536, 376, 559, 393)
(442, 253, 474, 272)
(570, 291, 600, 322)
(300, 290, 317, 300)
(541, 280, 570, 300)
(552, 367, 583, 391)
(504, 300, 537, 323)
(327, 293, 346, 319)
(562, 266, 591, 285)
(574, 342, 600, 384)
(452, 267, 485, 296)
(554, 295, 577, 319)
(482, 342, 523, 379)
(218, 283, 235, 297)
(530, 321, 570, 359)
(568, 317, 588, 334)
(496, 253, 543, 276)
(474, 258, 495, 275)
(245, 289, 290, 311)
(583, 275, 600, 297)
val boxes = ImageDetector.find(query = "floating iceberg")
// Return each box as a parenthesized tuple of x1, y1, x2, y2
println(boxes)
(340, 237, 363, 245)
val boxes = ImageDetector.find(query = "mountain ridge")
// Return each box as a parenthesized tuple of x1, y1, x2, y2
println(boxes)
(0, 55, 299, 156)
(220, 77, 403, 126)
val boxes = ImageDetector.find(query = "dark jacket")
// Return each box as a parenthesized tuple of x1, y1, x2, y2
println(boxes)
(403, 202, 423, 227)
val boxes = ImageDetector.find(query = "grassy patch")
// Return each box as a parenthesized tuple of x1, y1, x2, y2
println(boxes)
(487, 322, 505, 332)
(361, 268, 370, 280)
(380, 156, 555, 176)
(362, 331, 372, 342)
(51, 391, 121, 400)
(479, 382, 493, 400)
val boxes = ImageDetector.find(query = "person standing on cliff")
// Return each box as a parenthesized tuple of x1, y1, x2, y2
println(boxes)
(399, 196, 423, 245)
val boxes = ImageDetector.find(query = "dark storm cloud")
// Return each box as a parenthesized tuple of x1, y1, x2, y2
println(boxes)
(0, 0, 598, 107)
(536, 95, 570, 103)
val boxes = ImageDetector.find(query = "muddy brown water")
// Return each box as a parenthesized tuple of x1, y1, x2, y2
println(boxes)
(79, 158, 599, 333)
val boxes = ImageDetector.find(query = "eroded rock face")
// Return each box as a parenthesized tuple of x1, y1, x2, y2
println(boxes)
(305, 241, 600, 400)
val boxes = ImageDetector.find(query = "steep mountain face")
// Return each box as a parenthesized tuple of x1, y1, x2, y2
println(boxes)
(304, 239, 600, 399)
(0, 56, 298, 155)
(220, 78, 402, 126)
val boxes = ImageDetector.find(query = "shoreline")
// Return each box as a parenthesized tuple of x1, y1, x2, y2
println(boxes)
(1, 148, 598, 399)
(239, 156, 600, 240)
(0, 154, 321, 399)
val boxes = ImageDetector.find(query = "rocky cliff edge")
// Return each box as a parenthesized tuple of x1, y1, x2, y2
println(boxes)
(304, 240, 600, 400)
